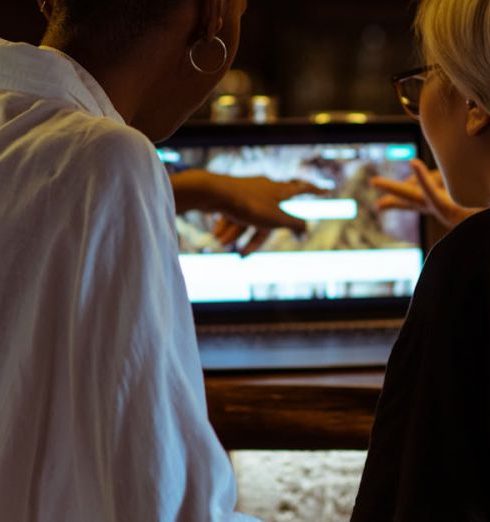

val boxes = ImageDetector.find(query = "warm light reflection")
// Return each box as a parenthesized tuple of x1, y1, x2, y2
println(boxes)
(311, 112, 332, 124)
(345, 112, 369, 124)
(252, 95, 271, 105)
(311, 111, 370, 124)
(217, 95, 238, 107)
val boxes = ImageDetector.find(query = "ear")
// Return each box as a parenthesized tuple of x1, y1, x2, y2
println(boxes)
(201, 0, 225, 41)
(466, 102, 490, 137)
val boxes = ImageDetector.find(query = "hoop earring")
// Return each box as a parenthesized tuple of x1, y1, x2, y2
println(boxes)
(40, 0, 47, 13)
(189, 37, 228, 75)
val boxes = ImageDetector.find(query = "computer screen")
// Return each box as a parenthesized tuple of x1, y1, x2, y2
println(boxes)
(159, 123, 424, 312)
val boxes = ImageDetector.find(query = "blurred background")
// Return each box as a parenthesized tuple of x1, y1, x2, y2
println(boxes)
(230, 0, 419, 117)
(4, 0, 419, 119)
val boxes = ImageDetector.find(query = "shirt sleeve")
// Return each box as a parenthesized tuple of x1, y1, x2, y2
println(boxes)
(350, 211, 490, 522)
(60, 125, 256, 522)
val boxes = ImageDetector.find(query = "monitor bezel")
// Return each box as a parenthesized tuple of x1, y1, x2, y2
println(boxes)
(159, 120, 428, 325)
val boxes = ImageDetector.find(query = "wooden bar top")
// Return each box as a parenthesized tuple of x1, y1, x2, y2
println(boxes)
(205, 369, 384, 451)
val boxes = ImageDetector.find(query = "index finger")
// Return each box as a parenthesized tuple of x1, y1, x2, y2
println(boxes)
(281, 179, 331, 199)
(411, 158, 446, 213)
(370, 176, 425, 205)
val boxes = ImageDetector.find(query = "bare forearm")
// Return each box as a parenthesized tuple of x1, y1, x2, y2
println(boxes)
(170, 169, 217, 214)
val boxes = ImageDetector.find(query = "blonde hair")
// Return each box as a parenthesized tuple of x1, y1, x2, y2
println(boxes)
(416, 0, 490, 110)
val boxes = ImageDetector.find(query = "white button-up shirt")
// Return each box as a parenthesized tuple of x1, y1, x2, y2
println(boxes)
(0, 39, 255, 522)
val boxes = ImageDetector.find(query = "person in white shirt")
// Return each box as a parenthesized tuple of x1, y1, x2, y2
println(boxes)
(0, 0, 319, 520)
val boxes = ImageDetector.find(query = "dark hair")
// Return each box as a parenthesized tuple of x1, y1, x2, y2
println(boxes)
(49, 0, 185, 62)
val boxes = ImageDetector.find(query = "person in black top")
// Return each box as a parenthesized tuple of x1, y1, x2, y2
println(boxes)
(353, 209, 490, 521)
(351, 1, 490, 520)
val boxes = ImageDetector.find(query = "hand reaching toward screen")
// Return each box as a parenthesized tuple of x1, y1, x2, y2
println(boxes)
(371, 159, 483, 229)
(211, 175, 328, 256)
(170, 169, 328, 256)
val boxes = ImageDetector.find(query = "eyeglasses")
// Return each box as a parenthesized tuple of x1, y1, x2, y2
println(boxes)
(392, 65, 436, 120)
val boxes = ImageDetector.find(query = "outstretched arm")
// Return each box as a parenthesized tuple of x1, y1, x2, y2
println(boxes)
(171, 168, 327, 255)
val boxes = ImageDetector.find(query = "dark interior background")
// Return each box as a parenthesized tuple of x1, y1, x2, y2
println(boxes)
(4, 1, 419, 117)
(233, 0, 419, 116)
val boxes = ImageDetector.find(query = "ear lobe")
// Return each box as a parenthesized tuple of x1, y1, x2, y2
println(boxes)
(216, 16, 224, 33)
(466, 105, 490, 137)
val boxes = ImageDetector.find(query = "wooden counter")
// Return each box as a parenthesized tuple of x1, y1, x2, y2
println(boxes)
(205, 369, 384, 451)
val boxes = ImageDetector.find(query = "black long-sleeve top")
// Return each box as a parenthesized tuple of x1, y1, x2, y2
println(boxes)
(351, 209, 490, 522)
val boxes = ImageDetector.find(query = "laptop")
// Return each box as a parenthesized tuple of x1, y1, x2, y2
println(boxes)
(158, 119, 426, 372)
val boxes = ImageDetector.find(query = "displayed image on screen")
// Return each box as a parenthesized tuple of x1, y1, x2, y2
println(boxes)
(158, 142, 424, 304)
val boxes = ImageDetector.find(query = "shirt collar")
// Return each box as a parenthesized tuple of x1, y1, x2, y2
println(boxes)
(0, 39, 125, 125)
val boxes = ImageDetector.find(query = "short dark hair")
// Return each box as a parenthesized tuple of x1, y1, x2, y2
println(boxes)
(49, 0, 184, 62)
